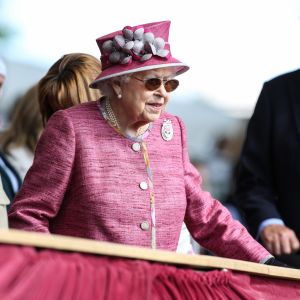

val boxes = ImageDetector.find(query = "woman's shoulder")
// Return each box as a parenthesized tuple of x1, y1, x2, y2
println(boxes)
(44, 100, 104, 135)
(48, 101, 102, 123)
(159, 111, 185, 128)
(65, 100, 100, 115)
(160, 111, 182, 121)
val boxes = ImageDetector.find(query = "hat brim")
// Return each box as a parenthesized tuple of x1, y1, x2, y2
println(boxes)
(90, 58, 189, 89)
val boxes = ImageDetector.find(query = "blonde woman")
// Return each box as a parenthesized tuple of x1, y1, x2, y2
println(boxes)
(38, 53, 102, 125)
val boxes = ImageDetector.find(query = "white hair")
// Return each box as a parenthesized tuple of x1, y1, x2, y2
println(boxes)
(97, 74, 130, 98)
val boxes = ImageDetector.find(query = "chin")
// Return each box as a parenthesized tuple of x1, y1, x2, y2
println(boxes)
(146, 113, 161, 123)
(144, 109, 163, 121)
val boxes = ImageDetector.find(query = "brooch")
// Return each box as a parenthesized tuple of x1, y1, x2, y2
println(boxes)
(161, 119, 173, 141)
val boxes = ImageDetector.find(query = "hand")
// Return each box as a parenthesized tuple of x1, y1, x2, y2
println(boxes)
(261, 224, 300, 256)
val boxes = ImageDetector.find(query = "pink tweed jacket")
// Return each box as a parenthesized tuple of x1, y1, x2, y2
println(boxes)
(9, 101, 270, 262)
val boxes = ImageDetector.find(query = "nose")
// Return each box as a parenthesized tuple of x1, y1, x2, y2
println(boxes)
(155, 82, 169, 98)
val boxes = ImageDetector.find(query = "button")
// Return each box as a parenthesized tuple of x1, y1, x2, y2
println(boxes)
(139, 181, 148, 190)
(132, 142, 141, 152)
(140, 221, 149, 231)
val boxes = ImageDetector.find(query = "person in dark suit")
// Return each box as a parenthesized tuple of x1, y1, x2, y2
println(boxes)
(235, 69, 300, 268)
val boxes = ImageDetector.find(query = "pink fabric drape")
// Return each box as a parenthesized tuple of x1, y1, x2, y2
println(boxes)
(0, 244, 299, 300)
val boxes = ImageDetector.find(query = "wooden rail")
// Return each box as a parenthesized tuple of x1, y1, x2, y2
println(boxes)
(1, 229, 300, 281)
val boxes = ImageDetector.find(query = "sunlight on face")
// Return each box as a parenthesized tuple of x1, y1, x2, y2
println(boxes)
(120, 68, 178, 126)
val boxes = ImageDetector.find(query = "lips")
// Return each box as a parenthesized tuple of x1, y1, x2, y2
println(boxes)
(147, 102, 163, 112)
(148, 103, 163, 107)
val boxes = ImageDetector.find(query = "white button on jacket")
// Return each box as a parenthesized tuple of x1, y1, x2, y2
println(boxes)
(139, 182, 148, 190)
(131, 143, 141, 152)
(140, 221, 149, 230)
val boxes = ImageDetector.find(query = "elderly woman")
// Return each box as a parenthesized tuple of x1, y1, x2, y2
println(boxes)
(9, 21, 280, 265)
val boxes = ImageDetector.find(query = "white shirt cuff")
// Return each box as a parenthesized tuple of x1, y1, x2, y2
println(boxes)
(257, 218, 285, 240)
(260, 254, 274, 264)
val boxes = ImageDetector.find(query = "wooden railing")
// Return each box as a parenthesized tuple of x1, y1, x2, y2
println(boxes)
(0, 229, 300, 281)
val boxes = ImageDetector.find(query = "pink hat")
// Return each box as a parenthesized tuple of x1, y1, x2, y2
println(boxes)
(90, 20, 189, 88)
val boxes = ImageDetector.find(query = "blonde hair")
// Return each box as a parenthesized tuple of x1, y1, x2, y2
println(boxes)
(0, 85, 43, 154)
(39, 53, 102, 125)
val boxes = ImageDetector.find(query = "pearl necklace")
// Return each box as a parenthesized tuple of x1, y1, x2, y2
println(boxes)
(105, 98, 149, 137)
(105, 98, 120, 129)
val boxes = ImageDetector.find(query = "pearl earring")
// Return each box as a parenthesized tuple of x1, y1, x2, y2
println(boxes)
(118, 94, 122, 99)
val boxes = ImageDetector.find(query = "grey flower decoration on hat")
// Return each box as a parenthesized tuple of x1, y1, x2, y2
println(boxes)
(90, 21, 189, 88)
(102, 26, 170, 66)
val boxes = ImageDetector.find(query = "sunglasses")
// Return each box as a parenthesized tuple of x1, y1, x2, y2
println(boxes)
(132, 76, 179, 92)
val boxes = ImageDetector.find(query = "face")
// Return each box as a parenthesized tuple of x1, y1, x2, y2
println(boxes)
(117, 68, 177, 127)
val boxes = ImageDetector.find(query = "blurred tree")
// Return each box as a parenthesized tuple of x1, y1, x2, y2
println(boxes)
(0, 26, 10, 40)
(0, 0, 13, 42)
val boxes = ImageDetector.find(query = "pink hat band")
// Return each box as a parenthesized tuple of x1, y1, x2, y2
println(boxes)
(90, 21, 189, 88)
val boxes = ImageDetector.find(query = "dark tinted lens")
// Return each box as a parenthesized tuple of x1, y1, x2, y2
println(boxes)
(145, 78, 162, 91)
(164, 79, 179, 92)
(144, 78, 179, 92)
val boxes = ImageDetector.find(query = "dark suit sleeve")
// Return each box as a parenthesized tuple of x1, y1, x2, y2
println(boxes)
(235, 82, 282, 237)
